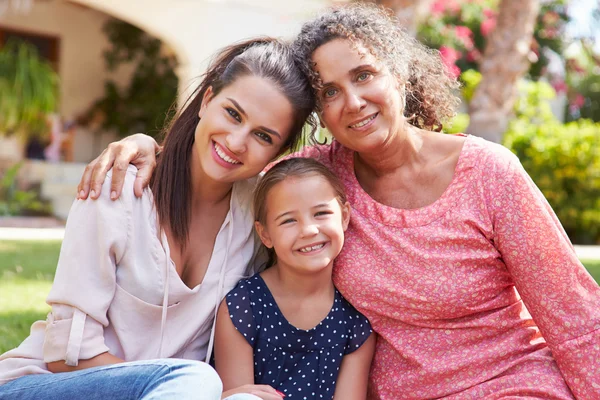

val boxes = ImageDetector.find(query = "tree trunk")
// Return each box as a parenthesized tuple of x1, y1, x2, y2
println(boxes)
(465, 0, 540, 143)
(361, 0, 434, 35)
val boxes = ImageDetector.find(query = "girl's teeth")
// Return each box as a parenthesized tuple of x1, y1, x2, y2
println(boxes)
(350, 114, 376, 128)
(299, 243, 325, 253)
(215, 143, 240, 164)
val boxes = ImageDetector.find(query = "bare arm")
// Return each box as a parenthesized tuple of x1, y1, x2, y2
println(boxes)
(333, 333, 376, 400)
(47, 352, 124, 373)
(214, 300, 284, 400)
(77, 133, 160, 201)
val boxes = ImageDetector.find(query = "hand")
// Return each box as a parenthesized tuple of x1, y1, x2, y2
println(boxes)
(222, 384, 285, 400)
(77, 134, 160, 201)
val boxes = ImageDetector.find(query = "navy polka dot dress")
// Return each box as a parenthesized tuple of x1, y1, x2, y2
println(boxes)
(226, 274, 372, 400)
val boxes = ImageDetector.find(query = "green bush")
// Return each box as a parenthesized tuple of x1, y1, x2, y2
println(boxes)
(504, 119, 600, 244)
(448, 70, 600, 243)
(0, 163, 53, 217)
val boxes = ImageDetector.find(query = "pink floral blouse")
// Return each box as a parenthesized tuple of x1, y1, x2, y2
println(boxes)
(296, 135, 600, 399)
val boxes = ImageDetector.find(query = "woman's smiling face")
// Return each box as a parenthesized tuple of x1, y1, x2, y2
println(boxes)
(312, 38, 405, 154)
(194, 75, 295, 184)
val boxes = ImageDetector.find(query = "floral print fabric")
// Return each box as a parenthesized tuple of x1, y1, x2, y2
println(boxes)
(294, 135, 600, 399)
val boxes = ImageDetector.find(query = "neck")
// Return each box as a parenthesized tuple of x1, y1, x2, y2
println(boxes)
(190, 146, 234, 207)
(269, 262, 335, 299)
(355, 123, 425, 177)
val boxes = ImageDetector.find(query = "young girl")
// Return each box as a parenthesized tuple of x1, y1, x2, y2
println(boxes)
(0, 38, 316, 400)
(214, 158, 375, 400)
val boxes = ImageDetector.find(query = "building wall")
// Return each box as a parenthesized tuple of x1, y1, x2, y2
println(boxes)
(0, 0, 137, 162)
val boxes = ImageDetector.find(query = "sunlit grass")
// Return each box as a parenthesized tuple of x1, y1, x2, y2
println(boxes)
(1, 240, 599, 354)
(0, 240, 59, 353)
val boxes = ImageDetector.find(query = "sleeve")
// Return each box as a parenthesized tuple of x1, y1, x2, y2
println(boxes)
(225, 279, 258, 347)
(485, 147, 600, 399)
(42, 168, 132, 366)
(344, 302, 373, 355)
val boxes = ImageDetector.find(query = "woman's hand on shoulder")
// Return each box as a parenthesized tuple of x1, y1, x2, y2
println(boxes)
(77, 133, 160, 201)
(222, 384, 285, 399)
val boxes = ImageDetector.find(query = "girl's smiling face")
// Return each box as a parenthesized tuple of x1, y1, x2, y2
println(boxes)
(311, 38, 405, 155)
(255, 174, 350, 275)
(194, 75, 295, 184)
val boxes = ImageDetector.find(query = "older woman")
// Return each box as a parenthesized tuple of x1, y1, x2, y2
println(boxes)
(77, 4, 599, 399)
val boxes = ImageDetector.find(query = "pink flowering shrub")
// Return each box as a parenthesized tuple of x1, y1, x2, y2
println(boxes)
(418, 0, 569, 80)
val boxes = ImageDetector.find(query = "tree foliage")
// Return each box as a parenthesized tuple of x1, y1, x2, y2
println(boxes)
(87, 19, 179, 138)
(0, 40, 59, 138)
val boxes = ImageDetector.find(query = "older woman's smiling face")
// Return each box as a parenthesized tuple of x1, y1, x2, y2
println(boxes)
(311, 38, 405, 155)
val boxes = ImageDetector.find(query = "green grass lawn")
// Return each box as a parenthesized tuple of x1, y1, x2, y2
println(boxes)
(1, 240, 599, 354)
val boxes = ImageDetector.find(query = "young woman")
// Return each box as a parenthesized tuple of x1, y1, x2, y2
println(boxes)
(75, 4, 600, 399)
(0, 38, 316, 400)
(215, 158, 375, 400)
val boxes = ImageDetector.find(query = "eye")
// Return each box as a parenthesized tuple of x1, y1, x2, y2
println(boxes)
(226, 107, 242, 122)
(356, 71, 372, 82)
(254, 131, 273, 144)
(280, 218, 295, 225)
(315, 210, 333, 217)
(322, 87, 338, 99)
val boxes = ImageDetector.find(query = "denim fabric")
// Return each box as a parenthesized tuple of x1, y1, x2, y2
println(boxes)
(0, 359, 223, 400)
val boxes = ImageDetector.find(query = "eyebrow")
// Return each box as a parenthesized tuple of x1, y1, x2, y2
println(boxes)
(273, 203, 332, 221)
(320, 64, 373, 88)
(226, 97, 282, 140)
(274, 211, 294, 222)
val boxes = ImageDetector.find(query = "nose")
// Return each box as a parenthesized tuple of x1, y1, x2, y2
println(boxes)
(344, 89, 366, 114)
(224, 129, 248, 154)
(300, 222, 319, 238)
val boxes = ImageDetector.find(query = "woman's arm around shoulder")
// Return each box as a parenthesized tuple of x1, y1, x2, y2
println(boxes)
(333, 332, 376, 400)
(78, 133, 160, 201)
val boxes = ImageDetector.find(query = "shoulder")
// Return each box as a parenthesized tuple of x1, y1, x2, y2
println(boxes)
(466, 135, 520, 171)
(226, 274, 261, 302)
(103, 165, 148, 204)
(337, 291, 370, 327)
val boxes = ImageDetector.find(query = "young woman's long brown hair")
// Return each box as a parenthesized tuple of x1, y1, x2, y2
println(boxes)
(151, 38, 317, 249)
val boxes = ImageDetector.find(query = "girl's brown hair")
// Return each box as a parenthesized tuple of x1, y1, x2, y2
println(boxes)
(151, 38, 317, 249)
(253, 157, 347, 268)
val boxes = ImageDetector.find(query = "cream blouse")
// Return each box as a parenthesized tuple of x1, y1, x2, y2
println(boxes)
(0, 166, 260, 384)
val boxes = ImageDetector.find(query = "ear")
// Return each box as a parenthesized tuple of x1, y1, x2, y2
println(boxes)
(254, 221, 274, 249)
(340, 202, 351, 231)
(198, 86, 215, 118)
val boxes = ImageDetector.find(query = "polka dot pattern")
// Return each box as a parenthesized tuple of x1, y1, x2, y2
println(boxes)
(226, 274, 372, 399)
(291, 136, 600, 399)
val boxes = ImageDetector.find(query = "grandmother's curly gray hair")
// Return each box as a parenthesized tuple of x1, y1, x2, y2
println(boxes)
(292, 2, 461, 132)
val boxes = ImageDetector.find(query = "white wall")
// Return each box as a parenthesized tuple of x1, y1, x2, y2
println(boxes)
(0, 0, 136, 162)
(70, 0, 331, 100)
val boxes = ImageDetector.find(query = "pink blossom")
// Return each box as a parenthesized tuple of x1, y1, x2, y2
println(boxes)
(466, 49, 481, 62)
(480, 17, 496, 36)
(551, 80, 567, 94)
(439, 46, 462, 78)
(455, 25, 474, 49)
(431, 0, 446, 16)
(483, 8, 496, 18)
(572, 94, 585, 108)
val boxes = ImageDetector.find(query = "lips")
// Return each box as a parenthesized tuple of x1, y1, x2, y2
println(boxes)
(213, 141, 241, 165)
(296, 242, 327, 253)
(348, 112, 378, 129)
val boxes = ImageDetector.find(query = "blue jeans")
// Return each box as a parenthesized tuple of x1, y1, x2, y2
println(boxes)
(0, 359, 224, 400)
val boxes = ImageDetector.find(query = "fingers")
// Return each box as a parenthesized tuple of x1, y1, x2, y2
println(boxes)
(247, 385, 285, 399)
(88, 146, 117, 200)
(77, 158, 98, 200)
(222, 385, 284, 400)
(133, 161, 155, 198)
